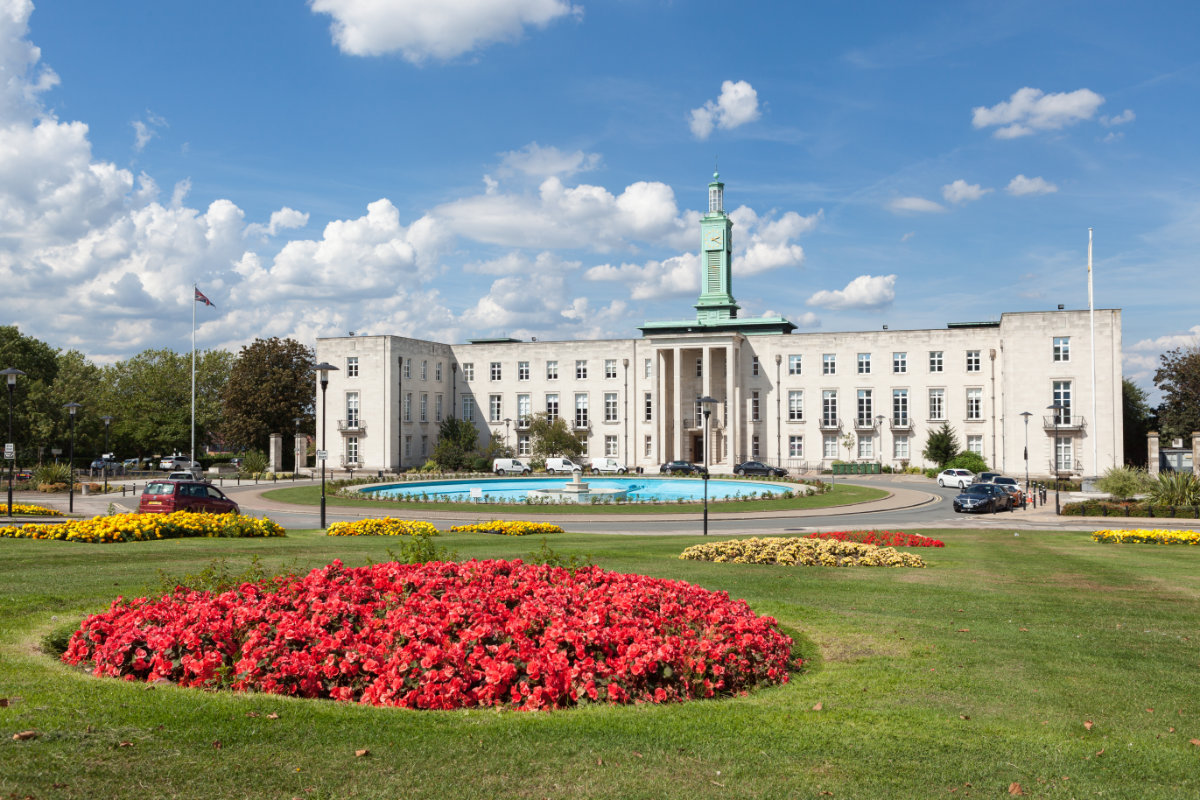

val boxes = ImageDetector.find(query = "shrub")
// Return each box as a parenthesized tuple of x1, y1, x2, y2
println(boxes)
(1096, 465, 1153, 500)
(1147, 472, 1200, 506)
(34, 462, 71, 486)
(239, 450, 269, 476)
(945, 451, 988, 474)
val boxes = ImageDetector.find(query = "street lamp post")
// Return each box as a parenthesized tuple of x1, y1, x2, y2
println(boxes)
(100, 415, 113, 494)
(1020, 411, 1032, 507)
(503, 418, 512, 452)
(2, 367, 25, 518)
(774, 354, 782, 470)
(314, 362, 338, 529)
(698, 395, 718, 536)
(294, 417, 303, 474)
(1047, 402, 1064, 515)
(64, 402, 81, 513)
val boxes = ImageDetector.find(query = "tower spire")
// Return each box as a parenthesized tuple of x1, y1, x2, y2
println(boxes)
(696, 170, 737, 323)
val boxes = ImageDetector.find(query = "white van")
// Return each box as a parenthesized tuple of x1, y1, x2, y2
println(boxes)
(492, 458, 531, 476)
(545, 457, 583, 474)
(589, 457, 628, 474)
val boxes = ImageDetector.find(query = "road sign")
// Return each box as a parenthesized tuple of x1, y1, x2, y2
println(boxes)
(317, 450, 327, 461)
(3, 443, 13, 460)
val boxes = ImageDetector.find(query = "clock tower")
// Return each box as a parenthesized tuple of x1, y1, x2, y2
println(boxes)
(695, 171, 739, 323)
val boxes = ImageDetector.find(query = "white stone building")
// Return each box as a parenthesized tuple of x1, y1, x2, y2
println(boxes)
(315, 174, 1123, 478)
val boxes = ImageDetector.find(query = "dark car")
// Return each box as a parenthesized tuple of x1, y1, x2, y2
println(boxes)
(138, 480, 239, 515)
(659, 460, 705, 475)
(733, 461, 787, 477)
(990, 476, 1025, 507)
(952, 483, 1014, 513)
(89, 457, 124, 476)
(971, 472, 1002, 485)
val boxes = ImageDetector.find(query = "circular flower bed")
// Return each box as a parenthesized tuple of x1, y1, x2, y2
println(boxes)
(1092, 528, 1200, 545)
(326, 518, 438, 537)
(0, 512, 284, 543)
(807, 530, 944, 548)
(2, 503, 63, 517)
(62, 559, 794, 710)
(681, 536, 926, 568)
(449, 521, 564, 536)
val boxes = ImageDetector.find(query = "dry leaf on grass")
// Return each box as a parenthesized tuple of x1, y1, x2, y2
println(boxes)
(812, 702, 823, 711)
(1084, 720, 1093, 730)
(355, 749, 370, 758)
(1008, 781, 1025, 795)
(12, 730, 38, 741)
(1190, 739, 1200, 747)
(118, 741, 133, 747)
(212, 741, 222, 749)
(266, 713, 280, 720)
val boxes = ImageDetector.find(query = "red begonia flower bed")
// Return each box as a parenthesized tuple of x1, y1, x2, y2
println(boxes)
(806, 530, 944, 548)
(62, 559, 795, 711)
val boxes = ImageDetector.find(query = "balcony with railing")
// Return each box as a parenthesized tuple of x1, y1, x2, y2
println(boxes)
(854, 417, 878, 431)
(1043, 415, 1086, 431)
(337, 418, 366, 434)
(818, 417, 841, 431)
(573, 413, 589, 430)
(890, 416, 913, 431)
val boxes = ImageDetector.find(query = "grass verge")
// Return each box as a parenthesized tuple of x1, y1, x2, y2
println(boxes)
(2, 527, 1198, 798)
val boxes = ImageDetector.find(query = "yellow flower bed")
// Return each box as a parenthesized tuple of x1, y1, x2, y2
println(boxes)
(4, 503, 63, 517)
(1092, 528, 1200, 545)
(326, 518, 439, 537)
(449, 521, 564, 536)
(0, 512, 285, 543)
(680, 536, 926, 568)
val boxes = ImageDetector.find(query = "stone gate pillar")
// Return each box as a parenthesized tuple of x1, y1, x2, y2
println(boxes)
(1147, 431, 1160, 476)
(269, 433, 283, 473)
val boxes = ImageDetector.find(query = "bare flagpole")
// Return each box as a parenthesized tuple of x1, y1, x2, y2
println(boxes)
(191, 283, 197, 466)
(1088, 228, 1097, 477)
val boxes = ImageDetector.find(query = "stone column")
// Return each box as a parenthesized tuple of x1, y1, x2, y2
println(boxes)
(1193, 432, 1200, 476)
(294, 433, 308, 473)
(726, 344, 738, 464)
(269, 433, 283, 473)
(1147, 431, 1160, 476)
(702, 346, 713, 465)
(672, 346, 683, 462)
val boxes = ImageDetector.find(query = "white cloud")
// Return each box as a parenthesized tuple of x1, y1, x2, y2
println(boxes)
(131, 111, 167, 152)
(309, 0, 581, 61)
(495, 142, 601, 180)
(585, 253, 698, 301)
(972, 87, 1105, 138)
(887, 196, 945, 214)
(900, 232, 915, 243)
(1006, 174, 1058, 196)
(0, 0, 58, 121)
(790, 311, 820, 328)
(942, 179, 991, 204)
(1101, 109, 1135, 126)
(807, 274, 896, 310)
(689, 80, 762, 140)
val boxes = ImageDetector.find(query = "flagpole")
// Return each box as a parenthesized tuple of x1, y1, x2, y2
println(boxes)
(191, 284, 197, 466)
(1088, 228, 1097, 477)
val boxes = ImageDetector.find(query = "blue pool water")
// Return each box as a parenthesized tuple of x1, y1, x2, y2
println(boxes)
(360, 476, 790, 503)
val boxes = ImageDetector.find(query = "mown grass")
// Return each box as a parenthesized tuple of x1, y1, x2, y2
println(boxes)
(2, 526, 1198, 798)
(261, 481, 888, 514)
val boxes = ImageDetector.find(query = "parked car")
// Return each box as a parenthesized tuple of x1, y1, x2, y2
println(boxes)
(122, 457, 149, 471)
(659, 460, 705, 475)
(159, 455, 200, 472)
(971, 472, 1002, 485)
(937, 468, 975, 489)
(89, 457, 124, 475)
(167, 470, 204, 481)
(492, 458, 531, 475)
(952, 483, 1014, 513)
(138, 480, 239, 515)
(990, 476, 1025, 506)
(544, 457, 584, 474)
(733, 460, 787, 477)
(588, 457, 628, 474)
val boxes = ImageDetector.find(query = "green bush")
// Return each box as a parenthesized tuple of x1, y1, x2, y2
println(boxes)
(1095, 465, 1152, 500)
(240, 450, 269, 476)
(33, 462, 71, 485)
(945, 452, 988, 474)
(1147, 472, 1200, 506)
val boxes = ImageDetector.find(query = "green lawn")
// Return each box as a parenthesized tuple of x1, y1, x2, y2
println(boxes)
(261, 480, 888, 514)
(2, 526, 1198, 798)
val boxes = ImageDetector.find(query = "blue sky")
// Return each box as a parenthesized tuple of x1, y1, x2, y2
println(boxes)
(4, 0, 1199, 396)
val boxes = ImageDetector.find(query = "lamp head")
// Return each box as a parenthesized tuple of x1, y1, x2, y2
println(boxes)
(64, 401, 82, 417)
(1, 367, 25, 387)
(313, 362, 338, 388)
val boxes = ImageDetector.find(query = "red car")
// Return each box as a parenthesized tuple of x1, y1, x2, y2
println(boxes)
(138, 480, 240, 515)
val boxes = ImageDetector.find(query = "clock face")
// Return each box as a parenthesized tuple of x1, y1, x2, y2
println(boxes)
(706, 230, 724, 250)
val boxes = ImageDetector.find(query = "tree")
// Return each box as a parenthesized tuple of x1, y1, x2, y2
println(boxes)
(923, 423, 959, 467)
(1153, 345, 1200, 442)
(220, 338, 315, 453)
(431, 417, 478, 471)
(0, 326, 60, 462)
(1122, 378, 1155, 467)
(528, 413, 583, 459)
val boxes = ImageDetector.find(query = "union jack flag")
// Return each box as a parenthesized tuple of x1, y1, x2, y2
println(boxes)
(194, 287, 214, 307)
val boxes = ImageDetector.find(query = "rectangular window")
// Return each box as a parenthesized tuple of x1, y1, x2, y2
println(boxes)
(966, 388, 982, 420)
(546, 360, 558, 380)
(575, 360, 588, 380)
(517, 394, 531, 427)
(434, 394, 442, 422)
(435, 362, 442, 382)
(345, 391, 359, 425)
(517, 434, 531, 457)
(346, 356, 359, 378)
(696, 357, 703, 378)
(893, 389, 908, 425)
(929, 351, 943, 373)
(823, 353, 836, 375)
(578, 433, 590, 457)
(546, 393, 559, 423)
(789, 435, 804, 458)
(788, 390, 804, 421)
(605, 359, 617, 379)
(644, 358, 652, 378)
(858, 435, 873, 460)
(966, 350, 981, 372)
(461, 395, 474, 422)
(751, 390, 761, 422)
(967, 434, 983, 455)
(1052, 381, 1073, 422)
(857, 353, 871, 375)
(421, 360, 427, 381)
(604, 392, 618, 423)
(605, 435, 618, 457)
(752, 435, 760, 458)
(929, 388, 945, 420)
(644, 392, 652, 422)
(574, 393, 589, 428)
(421, 435, 427, 457)
(404, 435, 412, 458)
(788, 354, 802, 375)
(751, 356, 760, 377)
(893, 352, 907, 374)
(857, 389, 873, 426)
(1055, 436, 1073, 471)
(489, 395, 501, 423)
(403, 392, 412, 423)
(1053, 336, 1070, 362)
(420, 393, 428, 423)
(517, 361, 529, 381)
(490, 362, 501, 381)
(823, 435, 838, 459)
(346, 436, 358, 464)
(894, 434, 910, 460)
(462, 363, 474, 381)
(403, 358, 411, 379)
(822, 390, 838, 427)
